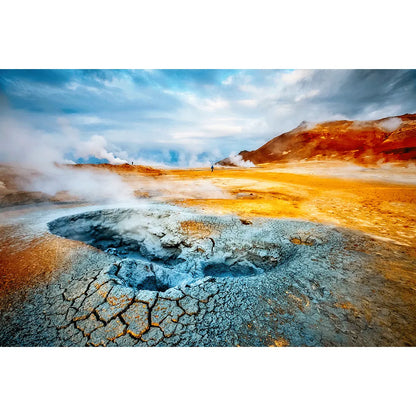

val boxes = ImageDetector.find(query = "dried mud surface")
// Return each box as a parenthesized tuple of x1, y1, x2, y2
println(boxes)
(1, 204, 416, 347)
(0, 163, 415, 347)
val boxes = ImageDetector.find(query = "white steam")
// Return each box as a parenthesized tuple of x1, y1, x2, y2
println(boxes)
(0, 111, 230, 203)
(227, 152, 255, 168)
(27, 166, 135, 202)
(0, 112, 135, 202)
(74, 135, 128, 165)
(377, 117, 402, 132)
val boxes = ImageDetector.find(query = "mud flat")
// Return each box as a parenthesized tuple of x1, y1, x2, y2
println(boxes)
(1, 162, 416, 346)
(1, 202, 416, 347)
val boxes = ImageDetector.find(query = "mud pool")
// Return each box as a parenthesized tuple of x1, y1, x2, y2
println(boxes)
(1, 202, 416, 346)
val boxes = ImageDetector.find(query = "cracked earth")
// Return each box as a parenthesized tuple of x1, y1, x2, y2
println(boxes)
(1, 202, 416, 347)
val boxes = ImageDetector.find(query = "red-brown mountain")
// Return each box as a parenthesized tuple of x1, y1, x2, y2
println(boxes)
(218, 113, 416, 166)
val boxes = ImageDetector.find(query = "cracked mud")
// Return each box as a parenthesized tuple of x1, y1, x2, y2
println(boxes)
(1, 205, 416, 347)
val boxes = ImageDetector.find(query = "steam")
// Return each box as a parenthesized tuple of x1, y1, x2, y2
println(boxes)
(0, 111, 135, 202)
(226, 152, 255, 168)
(297, 121, 317, 131)
(377, 117, 402, 132)
(74, 135, 128, 165)
(0, 110, 231, 203)
(27, 166, 135, 202)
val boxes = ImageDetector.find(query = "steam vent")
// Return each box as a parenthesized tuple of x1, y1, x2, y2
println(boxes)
(2, 204, 415, 347)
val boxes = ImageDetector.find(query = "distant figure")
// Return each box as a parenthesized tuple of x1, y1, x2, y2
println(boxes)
(211, 164, 214, 173)
(131, 161, 134, 165)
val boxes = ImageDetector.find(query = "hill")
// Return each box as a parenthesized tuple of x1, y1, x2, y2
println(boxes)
(218, 113, 416, 166)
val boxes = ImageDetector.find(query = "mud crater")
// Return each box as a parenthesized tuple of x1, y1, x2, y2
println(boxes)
(48, 208, 296, 290)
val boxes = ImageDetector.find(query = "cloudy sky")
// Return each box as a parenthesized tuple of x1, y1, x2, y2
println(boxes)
(1, 69, 416, 167)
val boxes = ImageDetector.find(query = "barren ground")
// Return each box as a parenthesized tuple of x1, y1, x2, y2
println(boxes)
(0, 162, 415, 346)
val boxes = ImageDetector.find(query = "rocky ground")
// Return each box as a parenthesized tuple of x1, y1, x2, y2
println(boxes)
(1, 203, 415, 347)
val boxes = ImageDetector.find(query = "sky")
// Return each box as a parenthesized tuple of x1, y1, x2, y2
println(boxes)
(1, 69, 416, 167)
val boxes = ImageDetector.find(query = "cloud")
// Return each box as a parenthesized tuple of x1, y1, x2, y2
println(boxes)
(295, 89, 320, 102)
(1, 69, 416, 167)
(282, 69, 312, 84)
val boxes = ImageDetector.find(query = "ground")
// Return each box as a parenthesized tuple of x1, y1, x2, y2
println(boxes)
(0, 161, 415, 346)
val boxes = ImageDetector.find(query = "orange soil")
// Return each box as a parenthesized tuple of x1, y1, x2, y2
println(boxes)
(1, 163, 415, 302)
(70, 163, 163, 176)
(0, 227, 82, 300)
(179, 220, 219, 238)
(161, 167, 416, 250)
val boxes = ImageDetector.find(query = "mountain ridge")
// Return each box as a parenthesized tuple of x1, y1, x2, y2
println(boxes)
(218, 113, 416, 166)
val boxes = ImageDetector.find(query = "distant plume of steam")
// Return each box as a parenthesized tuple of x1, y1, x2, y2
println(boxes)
(226, 152, 255, 168)
(74, 135, 128, 165)
(296, 120, 317, 131)
(377, 117, 402, 132)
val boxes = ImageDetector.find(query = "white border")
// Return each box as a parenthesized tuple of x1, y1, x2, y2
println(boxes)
(1, 0, 415, 69)
(1, 1, 415, 414)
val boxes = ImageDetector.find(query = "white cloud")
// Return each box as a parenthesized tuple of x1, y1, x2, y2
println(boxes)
(2, 69, 415, 167)
(237, 99, 258, 107)
(281, 69, 312, 84)
(222, 75, 234, 85)
(295, 89, 320, 102)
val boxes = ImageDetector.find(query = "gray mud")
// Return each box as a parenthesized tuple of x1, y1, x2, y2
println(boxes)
(1, 205, 415, 347)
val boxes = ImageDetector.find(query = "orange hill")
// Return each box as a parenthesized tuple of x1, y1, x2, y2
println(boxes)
(219, 113, 416, 166)
(69, 163, 163, 176)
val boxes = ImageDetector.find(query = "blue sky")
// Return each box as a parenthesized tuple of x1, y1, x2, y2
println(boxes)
(1, 69, 416, 167)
